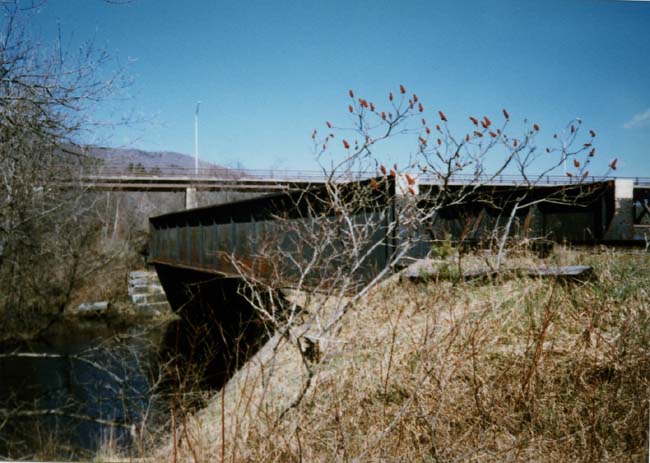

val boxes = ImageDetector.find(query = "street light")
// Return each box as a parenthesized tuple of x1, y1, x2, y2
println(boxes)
(194, 101, 201, 176)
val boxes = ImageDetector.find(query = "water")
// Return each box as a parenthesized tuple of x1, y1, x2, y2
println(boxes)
(0, 317, 178, 460)
(0, 278, 272, 460)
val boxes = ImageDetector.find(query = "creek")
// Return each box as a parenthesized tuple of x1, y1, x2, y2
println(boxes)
(0, 276, 271, 460)
(0, 316, 213, 460)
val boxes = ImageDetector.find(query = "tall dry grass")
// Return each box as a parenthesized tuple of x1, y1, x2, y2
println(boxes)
(157, 248, 650, 462)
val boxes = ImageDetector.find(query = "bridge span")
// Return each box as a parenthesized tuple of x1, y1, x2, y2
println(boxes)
(79, 165, 650, 191)
(145, 175, 649, 386)
(148, 176, 648, 296)
(71, 165, 650, 214)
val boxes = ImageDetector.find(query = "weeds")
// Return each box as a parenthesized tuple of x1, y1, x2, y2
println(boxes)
(155, 249, 649, 462)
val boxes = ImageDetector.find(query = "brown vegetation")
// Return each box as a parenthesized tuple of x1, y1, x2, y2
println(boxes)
(160, 248, 649, 462)
(0, 3, 130, 333)
(140, 85, 639, 462)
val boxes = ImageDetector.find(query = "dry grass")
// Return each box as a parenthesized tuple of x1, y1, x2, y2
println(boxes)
(156, 248, 650, 462)
(66, 239, 142, 310)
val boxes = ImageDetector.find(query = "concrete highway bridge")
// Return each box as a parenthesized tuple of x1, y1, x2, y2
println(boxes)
(76, 165, 650, 212)
(80, 165, 650, 191)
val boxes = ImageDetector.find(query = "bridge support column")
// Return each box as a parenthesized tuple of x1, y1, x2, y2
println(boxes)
(185, 187, 198, 209)
(603, 179, 634, 242)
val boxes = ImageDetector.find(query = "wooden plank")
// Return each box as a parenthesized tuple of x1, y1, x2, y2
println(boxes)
(401, 260, 594, 283)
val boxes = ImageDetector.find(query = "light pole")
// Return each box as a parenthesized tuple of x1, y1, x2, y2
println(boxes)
(194, 101, 201, 176)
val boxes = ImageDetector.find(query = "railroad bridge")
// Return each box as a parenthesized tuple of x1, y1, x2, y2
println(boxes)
(143, 174, 648, 387)
(148, 176, 648, 301)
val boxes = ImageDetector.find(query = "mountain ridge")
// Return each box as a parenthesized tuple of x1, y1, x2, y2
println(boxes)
(84, 146, 224, 170)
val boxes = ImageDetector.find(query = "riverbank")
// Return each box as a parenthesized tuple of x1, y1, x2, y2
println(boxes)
(0, 262, 173, 347)
(153, 248, 649, 462)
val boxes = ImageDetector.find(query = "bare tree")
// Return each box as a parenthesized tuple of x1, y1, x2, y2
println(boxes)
(220, 85, 613, 418)
(0, 3, 127, 329)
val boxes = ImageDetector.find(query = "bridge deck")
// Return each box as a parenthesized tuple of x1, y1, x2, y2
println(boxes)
(66, 165, 650, 191)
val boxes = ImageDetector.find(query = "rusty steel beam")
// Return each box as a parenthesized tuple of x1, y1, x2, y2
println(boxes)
(149, 178, 399, 285)
(149, 178, 618, 290)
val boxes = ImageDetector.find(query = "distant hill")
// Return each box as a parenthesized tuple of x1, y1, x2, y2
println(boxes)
(85, 147, 222, 169)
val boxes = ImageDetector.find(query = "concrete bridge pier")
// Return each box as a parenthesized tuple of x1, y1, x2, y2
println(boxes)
(604, 179, 635, 242)
(185, 187, 198, 209)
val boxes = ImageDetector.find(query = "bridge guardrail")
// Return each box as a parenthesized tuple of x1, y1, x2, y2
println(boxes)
(62, 164, 650, 186)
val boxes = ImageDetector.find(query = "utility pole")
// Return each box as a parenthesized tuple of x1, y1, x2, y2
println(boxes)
(194, 101, 201, 176)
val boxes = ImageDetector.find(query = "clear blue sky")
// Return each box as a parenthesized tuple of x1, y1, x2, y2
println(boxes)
(22, 0, 650, 176)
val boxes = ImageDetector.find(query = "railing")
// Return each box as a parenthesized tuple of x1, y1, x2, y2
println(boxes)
(65, 164, 650, 187)
(79, 165, 333, 181)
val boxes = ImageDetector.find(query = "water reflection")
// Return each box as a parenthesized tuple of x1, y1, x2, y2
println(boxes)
(0, 318, 170, 460)
(0, 277, 274, 460)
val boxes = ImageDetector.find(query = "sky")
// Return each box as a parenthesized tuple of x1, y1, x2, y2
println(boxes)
(18, 0, 650, 176)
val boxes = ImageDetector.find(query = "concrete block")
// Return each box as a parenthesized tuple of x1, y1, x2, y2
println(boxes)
(616, 179, 634, 200)
(129, 271, 160, 283)
(140, 293, 169, 304)
(76, 301, 110, 313)
(129, 270, 151, 279)
(129, 285, 151, 295)
(185, 187, 198, 209)
(137, 302, 171, 317)
(604, 179, 635, 241)
(130, 293, 148, 305)
(146, 284, 165, 294)
(127, 269, 170, 316)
